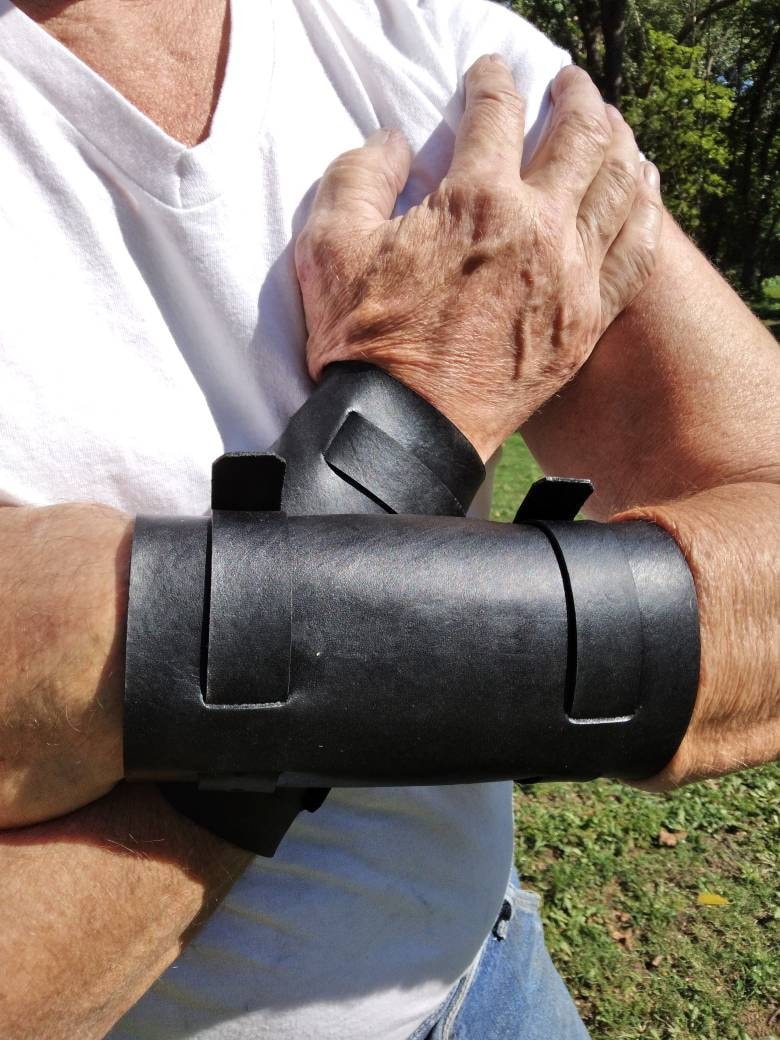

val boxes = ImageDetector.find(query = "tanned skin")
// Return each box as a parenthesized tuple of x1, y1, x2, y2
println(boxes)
(0, 61, 665, 830)
(13, 0, 230, 147)
(0, 3, 777, 1036)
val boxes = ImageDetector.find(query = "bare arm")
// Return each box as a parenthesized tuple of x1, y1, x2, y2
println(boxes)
(303, 52, 779, 790)
(0, 503, 128, 828)
(0, 504, 250, 1037)
(2, 61, 659, 829)
(0, 783, 250, 1040)
(523, 215, 779, 514)
(523, 216, 780, 786)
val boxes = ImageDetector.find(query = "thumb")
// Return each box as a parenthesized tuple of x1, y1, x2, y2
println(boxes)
(308, 128, 412, 231)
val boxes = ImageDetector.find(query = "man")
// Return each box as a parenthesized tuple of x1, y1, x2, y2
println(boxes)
(0, 2, 776, 1039)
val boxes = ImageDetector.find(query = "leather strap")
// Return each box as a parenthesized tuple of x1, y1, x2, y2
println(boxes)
(205, 511, 291, 706)
(324, 411, 467, 516)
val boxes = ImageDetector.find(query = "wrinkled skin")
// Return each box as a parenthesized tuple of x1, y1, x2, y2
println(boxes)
(296, 60, 662, 461)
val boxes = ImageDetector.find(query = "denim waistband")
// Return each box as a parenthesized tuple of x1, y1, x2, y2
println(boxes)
(407, 869, 590, 1040)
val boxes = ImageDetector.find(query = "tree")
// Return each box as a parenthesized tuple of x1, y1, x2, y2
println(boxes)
(506, 0, 780, 294)
(622, 29, 734, 234)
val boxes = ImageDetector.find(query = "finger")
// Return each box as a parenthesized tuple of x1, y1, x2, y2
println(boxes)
(447, 54, 526, 183)
(599, 162, 663, 328)
(308, 128, 412, 231)
(524, 65, 612, 204)
(577, 105, 641, 262)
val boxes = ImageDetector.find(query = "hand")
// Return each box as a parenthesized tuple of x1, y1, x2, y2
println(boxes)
(295, 60, 663, 461)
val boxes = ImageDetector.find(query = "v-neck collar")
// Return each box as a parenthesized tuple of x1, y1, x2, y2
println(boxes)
(0, 0, 276, 208)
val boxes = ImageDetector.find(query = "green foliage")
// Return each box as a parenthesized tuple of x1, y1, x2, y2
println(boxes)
(510, 1, 584, 63)
(501, 0, 780, 292)
(622, 30, 734, 232)
(753, 276, 780, 335)
(490, 432, 541, 521)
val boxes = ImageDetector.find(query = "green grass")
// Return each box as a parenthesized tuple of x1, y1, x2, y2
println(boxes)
(490, 433, 543, 521)
(491, 436, 780, 1040)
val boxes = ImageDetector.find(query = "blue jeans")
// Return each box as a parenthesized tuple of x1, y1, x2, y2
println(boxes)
(408, 871, 591, 1040)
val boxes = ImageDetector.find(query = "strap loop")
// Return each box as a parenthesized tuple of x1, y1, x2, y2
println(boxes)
(325, 411, 467, 516)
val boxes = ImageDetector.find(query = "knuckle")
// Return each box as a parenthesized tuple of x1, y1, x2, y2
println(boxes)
(642, 190, 664, 219)
(371, 163, 402, 202)
(633, 236, 659, 279)
(556, 109, 611, 151)
(441, 179, 516, 237)
(293, 228, 313, 268)
(323, 148, 377, 191)
(604, 232, 658, 308)
(576, 209, 599, 246)
(334, 146, 366, 168)
(296, 217, 327, 254)
(326, 152, 400, 202)
(600, 279, 621, 323)
(474, 85, 524, 120)
(325, 152, 362, 185)
(603, 156, 639, 197)
(295, 217, 338, 271)
(630, 194, 664, 248)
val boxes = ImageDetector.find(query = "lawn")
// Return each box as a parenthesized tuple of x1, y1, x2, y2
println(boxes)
(491, 435, 780, 1040)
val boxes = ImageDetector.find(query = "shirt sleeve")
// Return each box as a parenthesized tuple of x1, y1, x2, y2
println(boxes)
(417, 0, 571, 163)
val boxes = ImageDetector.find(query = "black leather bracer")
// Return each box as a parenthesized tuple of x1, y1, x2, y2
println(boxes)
(124, 363, 700, 854)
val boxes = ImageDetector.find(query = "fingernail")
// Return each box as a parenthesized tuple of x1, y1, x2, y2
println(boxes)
(643, 162, 660, 190)
(489, 53, 508, 66)
(365, 128, 392, 147)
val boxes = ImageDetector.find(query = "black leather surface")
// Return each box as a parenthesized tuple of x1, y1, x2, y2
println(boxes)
(206, 510, 291, 706)
(128, 512, 699, 786)
(124, 363, 700, 855)
(274, 362, 485, 517)
(126, 363, 487, 853)
(124, 516, 208, 782)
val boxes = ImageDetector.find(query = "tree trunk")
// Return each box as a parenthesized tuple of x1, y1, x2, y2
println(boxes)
(574, 0, 602, 86)
(600, 0, 627, 104)
(737, 25, 780, 203)
(734, 25, 780, 289)
(678, 0, 742, 44)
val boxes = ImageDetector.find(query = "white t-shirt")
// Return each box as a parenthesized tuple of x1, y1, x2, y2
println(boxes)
(0, 2, 567, 1037)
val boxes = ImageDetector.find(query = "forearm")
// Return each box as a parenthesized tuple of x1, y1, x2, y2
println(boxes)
(0, 504, 250, 1035)
(0, 783, 250, 1040)
(522, 220, 779, 780)
(523, 214, 780, 517)
(0, 503, 130, 827)
(617, 481, 780, 787)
